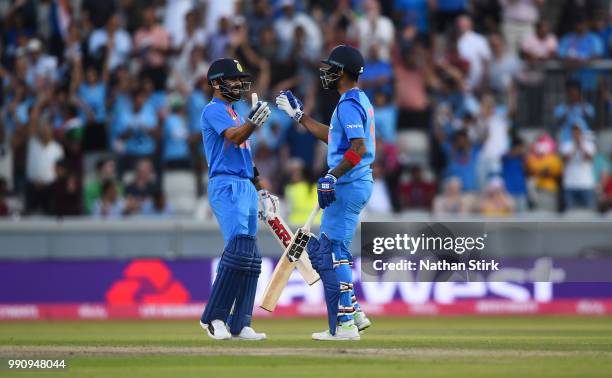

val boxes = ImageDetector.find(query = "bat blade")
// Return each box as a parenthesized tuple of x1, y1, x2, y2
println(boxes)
(260, 205, 320, 312)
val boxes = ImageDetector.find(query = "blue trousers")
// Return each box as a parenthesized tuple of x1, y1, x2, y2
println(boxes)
(208, 175, 258, 243)
(320, 178, 373, 322)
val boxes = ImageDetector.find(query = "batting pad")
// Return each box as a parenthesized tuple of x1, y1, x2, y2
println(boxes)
(307, 233, 340, 335)
(201, 235, 261, 327)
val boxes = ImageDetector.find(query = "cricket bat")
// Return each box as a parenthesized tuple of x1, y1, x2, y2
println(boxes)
(260, 205, 320, 312)
(264, 214, 320, 285)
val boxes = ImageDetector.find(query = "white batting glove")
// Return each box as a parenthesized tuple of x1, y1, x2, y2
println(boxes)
(258, 189, 280, 221)
(248, 93, 271, 127)
(275, 90, 304, 122)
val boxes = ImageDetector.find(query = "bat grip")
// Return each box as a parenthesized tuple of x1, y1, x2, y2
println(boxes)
(303, 204, 320, 231)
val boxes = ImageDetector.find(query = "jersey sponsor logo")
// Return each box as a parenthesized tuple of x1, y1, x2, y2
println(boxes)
(346, 124, 363, 129)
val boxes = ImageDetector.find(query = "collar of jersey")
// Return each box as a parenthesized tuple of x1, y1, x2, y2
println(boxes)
(340, 87, 360, 100)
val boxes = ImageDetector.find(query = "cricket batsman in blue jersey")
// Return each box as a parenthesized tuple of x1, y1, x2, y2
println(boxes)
(276, 45, 375, 340)
(199, 58, 278, 340)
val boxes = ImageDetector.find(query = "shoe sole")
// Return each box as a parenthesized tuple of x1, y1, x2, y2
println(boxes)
(312, 335, 361, 341)
(232, 336, 267, 341)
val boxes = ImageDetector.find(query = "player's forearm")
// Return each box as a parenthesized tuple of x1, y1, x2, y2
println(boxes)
(224, 122, 256, 145)
(299, 114, 329, 143)
(329, 138, 367, 179)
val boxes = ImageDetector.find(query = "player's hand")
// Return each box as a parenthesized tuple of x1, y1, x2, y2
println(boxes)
(248, 93, 271, 127)
(275, 90, 304, 122)
(258, 189, 280, 221)
(317, 173, 337, 209)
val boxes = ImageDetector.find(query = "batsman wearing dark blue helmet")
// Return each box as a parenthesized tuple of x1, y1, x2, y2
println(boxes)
(276, 45, 375, 340)
(199, 58, 278, 340)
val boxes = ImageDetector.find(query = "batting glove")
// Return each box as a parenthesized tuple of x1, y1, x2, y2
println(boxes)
(317, 173, 337, 209)
(248, 93, 271, 127)
(275, 90, 304, 122)
(258, 189, 280, 221)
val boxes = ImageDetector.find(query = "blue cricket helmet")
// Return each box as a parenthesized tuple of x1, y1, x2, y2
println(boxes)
(320, 45, 364, 89)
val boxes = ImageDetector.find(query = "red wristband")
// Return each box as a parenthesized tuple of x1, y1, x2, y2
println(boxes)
(343, 149, 361, 166)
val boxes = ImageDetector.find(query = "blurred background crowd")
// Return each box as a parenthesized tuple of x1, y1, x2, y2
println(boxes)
(1, 0, 612, 222)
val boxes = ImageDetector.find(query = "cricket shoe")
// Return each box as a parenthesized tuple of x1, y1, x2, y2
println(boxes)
(200, 319, 231, 340)
(312, 324, 360, 341)
(354, 311, 372, 332)
(233, 327, 267, 341)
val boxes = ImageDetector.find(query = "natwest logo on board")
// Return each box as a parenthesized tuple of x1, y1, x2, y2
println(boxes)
(106, 259, 190, 304)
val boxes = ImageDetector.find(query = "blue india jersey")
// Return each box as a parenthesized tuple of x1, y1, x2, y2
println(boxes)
(201, 97, 254, 179)
(328, 88, 375, 184)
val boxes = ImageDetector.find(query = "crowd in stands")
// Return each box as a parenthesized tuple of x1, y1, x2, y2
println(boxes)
(0, 0, 612, 221)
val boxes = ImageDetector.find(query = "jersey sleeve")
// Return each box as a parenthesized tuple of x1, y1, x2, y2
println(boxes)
(337, 100, 366, 140)
(204, 104, 235, 136)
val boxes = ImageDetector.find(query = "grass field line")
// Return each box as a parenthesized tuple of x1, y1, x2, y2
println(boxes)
(2, 345, 611, 359)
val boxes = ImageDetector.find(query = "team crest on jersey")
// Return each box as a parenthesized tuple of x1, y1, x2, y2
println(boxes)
(235, 60, 243, 72)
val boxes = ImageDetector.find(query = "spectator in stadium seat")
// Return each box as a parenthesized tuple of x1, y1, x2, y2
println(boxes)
(476, 94, 510, 187)
(557, 16, 604, 91)
(394, 43, 434, 129)
(50, 159, 81, 216)
(88, 13, 132, 71)
(520, 20, 558, 61)
(125, 158, 157, 208)
(593, 12, 612, 57)
(560, 124, 597, 210)
(115, 89, 160, 173)
(207, 16, 233, 63)
(598, 171, 612, 212)
(84, 158, 122, 215)
(488, 33, 522, 106)
(25, 99, 64, 215)
(456, 15, 493, 92)
(353, 0, 395, 62)
(25, 38, 58, 86)
(140, 189, 176, 217)
(479, 176, 515, 217)
(284, 159, 318, 225)
(76, 63, 109, 152)
(247, 0, 273, 47)
(554, 80, 594, 143)
(526, 134, 563, 212)
(162, 94, 191, 169)
(373, 91, 398, 144)
(502, 135, 528, 212)
(364, 162, 393, 215)
(433, 176, 474, 215)
(133, 6, 171, 90)
(274, 0, 322, 61)
(399, 165, 436, 210)
(393, 0, 430, 37)
(0, 178, 9, 217)
(432, 0, 468, 35)
(92, 179, 137, 218)
(499, 0, 544, 57)
(440, 129, 481, 192)
(361, 43, 394, 103)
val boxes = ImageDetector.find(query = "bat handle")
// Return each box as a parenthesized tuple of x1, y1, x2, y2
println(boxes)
(303, 204, 320, 232)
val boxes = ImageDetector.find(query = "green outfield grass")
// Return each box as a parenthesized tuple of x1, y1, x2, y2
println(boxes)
(1, 317, 611, 378)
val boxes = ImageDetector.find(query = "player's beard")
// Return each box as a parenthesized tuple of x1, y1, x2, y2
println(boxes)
(220, 79, 251, 102)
